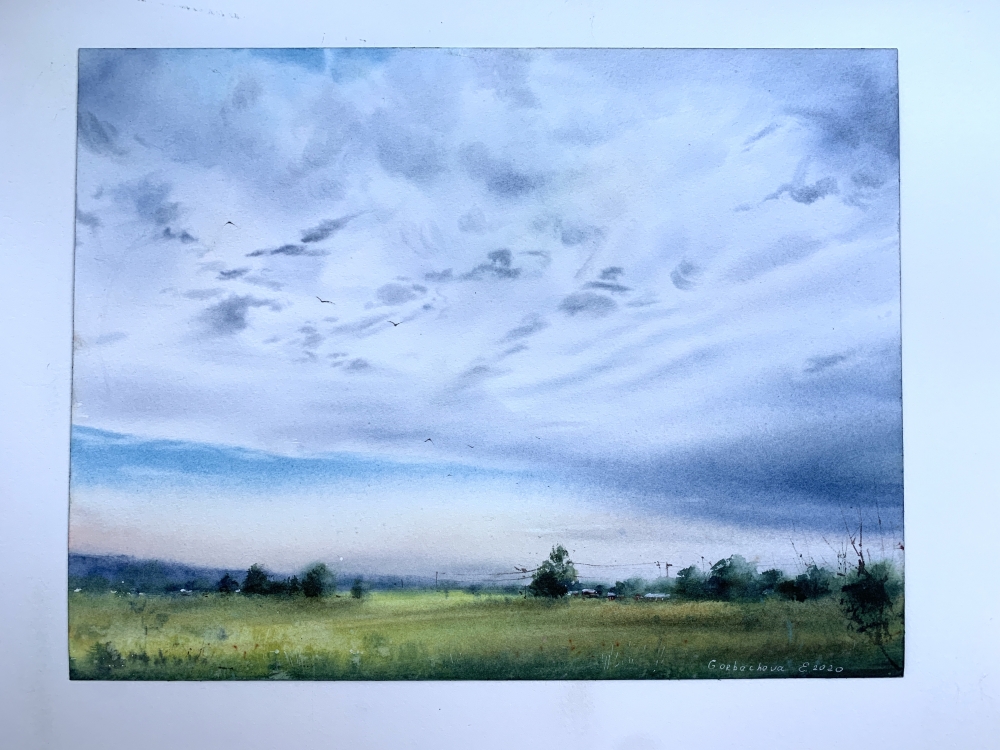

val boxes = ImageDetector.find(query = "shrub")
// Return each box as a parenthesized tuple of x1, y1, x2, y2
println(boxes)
(350, 578, 366, 599)
(88, 641, 125, 677)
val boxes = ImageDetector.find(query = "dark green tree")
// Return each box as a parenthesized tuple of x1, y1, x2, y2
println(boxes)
(241, 564, 270, 595)
(302, 563, 332, 598)
(528, 545, 578, 598)
(287, 576, 302, 595)
(673, 565, 707, 599)
(707, 555, 759, 600)
(758, 568, 786, 596)
(217, 573, 239, 594)
(350, 577, 366, 599)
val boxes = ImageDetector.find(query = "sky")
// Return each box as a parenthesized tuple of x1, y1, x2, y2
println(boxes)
(69, 48, 902, 577)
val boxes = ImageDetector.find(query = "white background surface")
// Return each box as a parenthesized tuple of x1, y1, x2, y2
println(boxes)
(1, 1, 998, 748)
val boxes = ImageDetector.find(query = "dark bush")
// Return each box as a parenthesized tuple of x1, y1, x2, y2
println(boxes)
(302, 563, 332, 598)
(88, 641, 125, 677)
(777, 564, 834, 602)
(350, 578, 366, 599)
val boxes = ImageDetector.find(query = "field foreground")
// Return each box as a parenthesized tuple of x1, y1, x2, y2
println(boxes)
(69, 590, 903, 680)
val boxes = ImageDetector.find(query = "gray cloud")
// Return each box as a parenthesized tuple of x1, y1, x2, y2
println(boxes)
(670, 260, 700, 290)
(504, 313, 548, 341)
(246, 244, 325, 258)
(377, 283, 419, 305)
(600, 267, 624, 281)
(464, 249, 521, 280)
(797, 68, 899, 160)
(120, 179, 180, 226)
(199, 295, 276, 336)
(471, 49, 539, 109)
(584, 281, 631, 294)
(76, 210, 101, 228)
(373, 117, 447, 183)
(345, 358, 371, 372)
(298, 325, 324, 350)
(561, 225, 604, 246)
(460, 142, 544, 198)
(804, 353, 850, 373)
(78, 111, 125, 156)
(424, 269, 453, 282)
(162, 227, 197, 243)
(301, 213, 361, 243)
(559, 292, 617, 317)
(217, 268, 250, 280)
(767, 177, 839, 205)
(598, 413, 903, 532)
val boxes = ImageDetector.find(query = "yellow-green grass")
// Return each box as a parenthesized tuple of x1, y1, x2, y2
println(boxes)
(68, 590, 903, 680)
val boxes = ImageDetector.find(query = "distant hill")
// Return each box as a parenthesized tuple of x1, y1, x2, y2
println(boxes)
(67, 553, 454, 593)
(69, 553, 244, 593)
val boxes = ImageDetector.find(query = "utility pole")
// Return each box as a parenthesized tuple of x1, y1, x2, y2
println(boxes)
(435, 571, 438, 590)
(663, 562, 672, 577)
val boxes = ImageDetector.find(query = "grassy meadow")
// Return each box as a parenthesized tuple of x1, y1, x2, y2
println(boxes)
(68, 589, 903, 680)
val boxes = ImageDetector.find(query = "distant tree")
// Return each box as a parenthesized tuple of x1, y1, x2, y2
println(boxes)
(673, 566, 708, 599)
(302, 563, 332, 598)
(287, 576, 301, 595)
(242, 564, 270, 595)
(217, 573, 239, 594)
(707, 555, 758, 601)
(528, 545, 578, 598)
(613, 577, 645, 599)
(350, 577, 366, 599)
(268, 578, 289, 596)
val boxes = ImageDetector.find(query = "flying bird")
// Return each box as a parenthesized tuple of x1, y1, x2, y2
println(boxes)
(316, 296, 334, 304)
(424, 438, 433, 443)
(388, 320, 400, 327)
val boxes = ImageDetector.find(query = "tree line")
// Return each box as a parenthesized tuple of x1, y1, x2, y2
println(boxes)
(217, 563, 367, 599)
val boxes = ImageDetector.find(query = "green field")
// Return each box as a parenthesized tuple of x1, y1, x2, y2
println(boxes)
(68, 590, 903, 680)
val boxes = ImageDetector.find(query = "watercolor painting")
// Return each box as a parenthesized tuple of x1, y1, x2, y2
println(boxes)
(68, 48, 902, 680)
